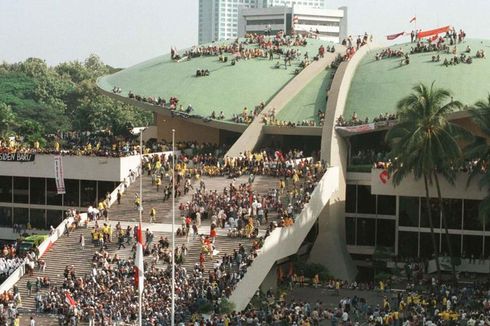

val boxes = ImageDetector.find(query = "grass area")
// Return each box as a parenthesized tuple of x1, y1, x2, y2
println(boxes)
(98, 38, 333, 120)
(276, 68, 333, 123)
(345, 39, 490, 121)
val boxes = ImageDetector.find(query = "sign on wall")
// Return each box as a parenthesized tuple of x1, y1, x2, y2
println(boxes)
(0, 153, 35, 162)
(54, 155, 66, 194)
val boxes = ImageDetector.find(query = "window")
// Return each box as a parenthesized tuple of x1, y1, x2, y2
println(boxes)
(30, 209, 46, 229)
(463, 235, 483, 258)
(13, 177, 28, 203)
(0, 207, 12, 227)
(345, 185, 356, 213)
(399, 197, 419, 227)
(377, 195, 396, 215)
(345, 217, 355, 245)
(81, 180, 96, 207)
(356, 218, 375, 246)
(376, 219, 395, 247)
(64, 179, 79, 207)
(420, 198, 440, 229)
(97, 181, 116, 203)
(441, 234, 461, 257)
(0, 176, 12, 202)
(47, 210, 64, 227)
(463, 200, 482, 230)
(441, 199, 462, 229)
(357, 185, 376, 214)
(398, 231, 418, 257)
(46, 178, 62, 206)
(13, 207, 28, 226)
(30, 178, 45, 205)
(419, 232, 439, 258)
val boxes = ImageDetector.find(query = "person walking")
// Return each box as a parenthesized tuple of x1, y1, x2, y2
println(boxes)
(30, 316, 35, 326)
(26, 280, 32, 296)
(117, 231, 126, 250)
(117, 189, 122, 205)
(79, 233, 85, 249)
(149, 207, 156, 223)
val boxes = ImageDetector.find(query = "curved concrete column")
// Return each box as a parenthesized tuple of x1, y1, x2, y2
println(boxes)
(309, 43, 379, 281)
(226, 48, 345, 157)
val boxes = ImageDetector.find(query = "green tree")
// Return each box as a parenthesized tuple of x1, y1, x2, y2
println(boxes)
(386, 83, 464, 283)
(466, 94, 490, 224)
(0, 103, 17, 136)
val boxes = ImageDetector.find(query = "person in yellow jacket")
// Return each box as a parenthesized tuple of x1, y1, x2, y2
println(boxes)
(156, 176, 162, 192)
(54, 141, 60, 152)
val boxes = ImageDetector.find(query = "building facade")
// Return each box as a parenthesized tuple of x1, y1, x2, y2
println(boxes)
(238, 5, 347, 43)
(198, 0, 339, 44)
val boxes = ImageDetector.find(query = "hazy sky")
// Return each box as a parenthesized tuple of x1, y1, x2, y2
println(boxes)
(1, 0, 489, 68)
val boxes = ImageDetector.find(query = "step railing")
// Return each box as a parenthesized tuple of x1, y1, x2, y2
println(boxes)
(228, 166, 339, 310)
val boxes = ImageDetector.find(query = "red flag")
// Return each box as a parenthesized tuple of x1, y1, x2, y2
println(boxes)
(134, 223, 144, 296)
(65, 292, 76, 307)
(417, 26, 450, 39)
(409, 16, 416, 23)
(386, 32, 404, 41)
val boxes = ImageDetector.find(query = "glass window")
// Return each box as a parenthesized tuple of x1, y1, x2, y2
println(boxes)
(81, 180, 96, 207)
(30, 178, 45, 205)
(13, 177, 28, 203)
(399, 196, 419, 227)
(376, 219, 395, 247)
(485, 237, 490, 258)
(64, 179, 80, 207)
(97, 181, 116, 203)
(345, 217, 355, 245)
(463, 235, 483, 258)
(441, 234, 461, 257)
(442, 199, 462, 230)
(357, 185, 375, 214)
(47, 210, 64, 227)
(419, 232, 440, 258)
(377, 195, 396, 215)
(463, 200, 483, 230)
(356, 218, 375, 246)
(345, 185, 356, 213)
(30, 209, 46, 229)
(420, 198, 440, 229)
(13, 207, 28, 226)
(0, 176, 12, 202)
(0, 207, 13, 227)
(398, 231, 418, 258)
(46, 178, 62, 206)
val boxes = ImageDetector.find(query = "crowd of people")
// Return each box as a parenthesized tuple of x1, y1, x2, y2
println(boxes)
(335, 112, 398, 127)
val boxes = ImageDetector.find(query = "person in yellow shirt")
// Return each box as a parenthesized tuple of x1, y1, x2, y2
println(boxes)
(156, 176, 162, 192)
(33, 140, 39, 150)
(54, 141, 60, 152)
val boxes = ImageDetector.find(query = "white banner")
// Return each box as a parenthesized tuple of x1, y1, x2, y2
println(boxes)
(54, 155, 66, 194)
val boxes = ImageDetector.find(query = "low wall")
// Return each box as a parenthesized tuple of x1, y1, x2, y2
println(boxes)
(229, 167, 339, 311)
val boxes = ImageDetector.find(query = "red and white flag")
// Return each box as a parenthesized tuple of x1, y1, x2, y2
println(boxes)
(134, 223, 144, 296)
(386, 32, 405, 41)
(409, 16, 416, 23)
(65, 292, 76, 307)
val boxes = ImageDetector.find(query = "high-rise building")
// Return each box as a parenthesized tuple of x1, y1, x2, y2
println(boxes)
(198, 0, 331, 44)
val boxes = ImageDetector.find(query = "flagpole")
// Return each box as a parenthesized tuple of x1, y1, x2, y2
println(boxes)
(139, 130, 143, 326)
(171, 129, 175, 326)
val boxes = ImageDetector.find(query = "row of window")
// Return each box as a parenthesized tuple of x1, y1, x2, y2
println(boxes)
(0, 207, 64, 230)
(0, 176, 117, 208)
(246, 19, 284, 26)
(346, 217, 395, 247)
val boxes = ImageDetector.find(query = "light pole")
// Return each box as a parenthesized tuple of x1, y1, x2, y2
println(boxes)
(171, 128, 176, 326)
(131, 126, 146, 326)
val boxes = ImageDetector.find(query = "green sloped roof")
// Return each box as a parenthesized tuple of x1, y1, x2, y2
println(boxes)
(345, 39, 490, 121)
(276, 68, 333, 124)
(98, 38, 332, 121)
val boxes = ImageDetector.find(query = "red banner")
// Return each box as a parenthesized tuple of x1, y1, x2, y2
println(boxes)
(417, 26, 450, 39)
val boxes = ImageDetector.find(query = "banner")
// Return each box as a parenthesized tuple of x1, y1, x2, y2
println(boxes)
(0, 152, 35, 162)
(386, 32, 405, 41)
(417, 26, 450, 39)
(54, 155, 66, 194)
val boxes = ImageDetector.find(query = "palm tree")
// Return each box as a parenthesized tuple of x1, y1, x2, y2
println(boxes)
(466, 95, 490, 226)
(386, 82, 464, 283)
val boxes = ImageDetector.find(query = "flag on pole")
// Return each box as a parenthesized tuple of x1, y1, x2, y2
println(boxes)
(65, 292, 76, 307)
(409, 16, 416, 23)
(386, 32, 405, 41)
(134, 223, 144, 296)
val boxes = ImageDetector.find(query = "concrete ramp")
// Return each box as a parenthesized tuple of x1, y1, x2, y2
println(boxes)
(229, 167, 339, 311)
(226, 48, 345, 157)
